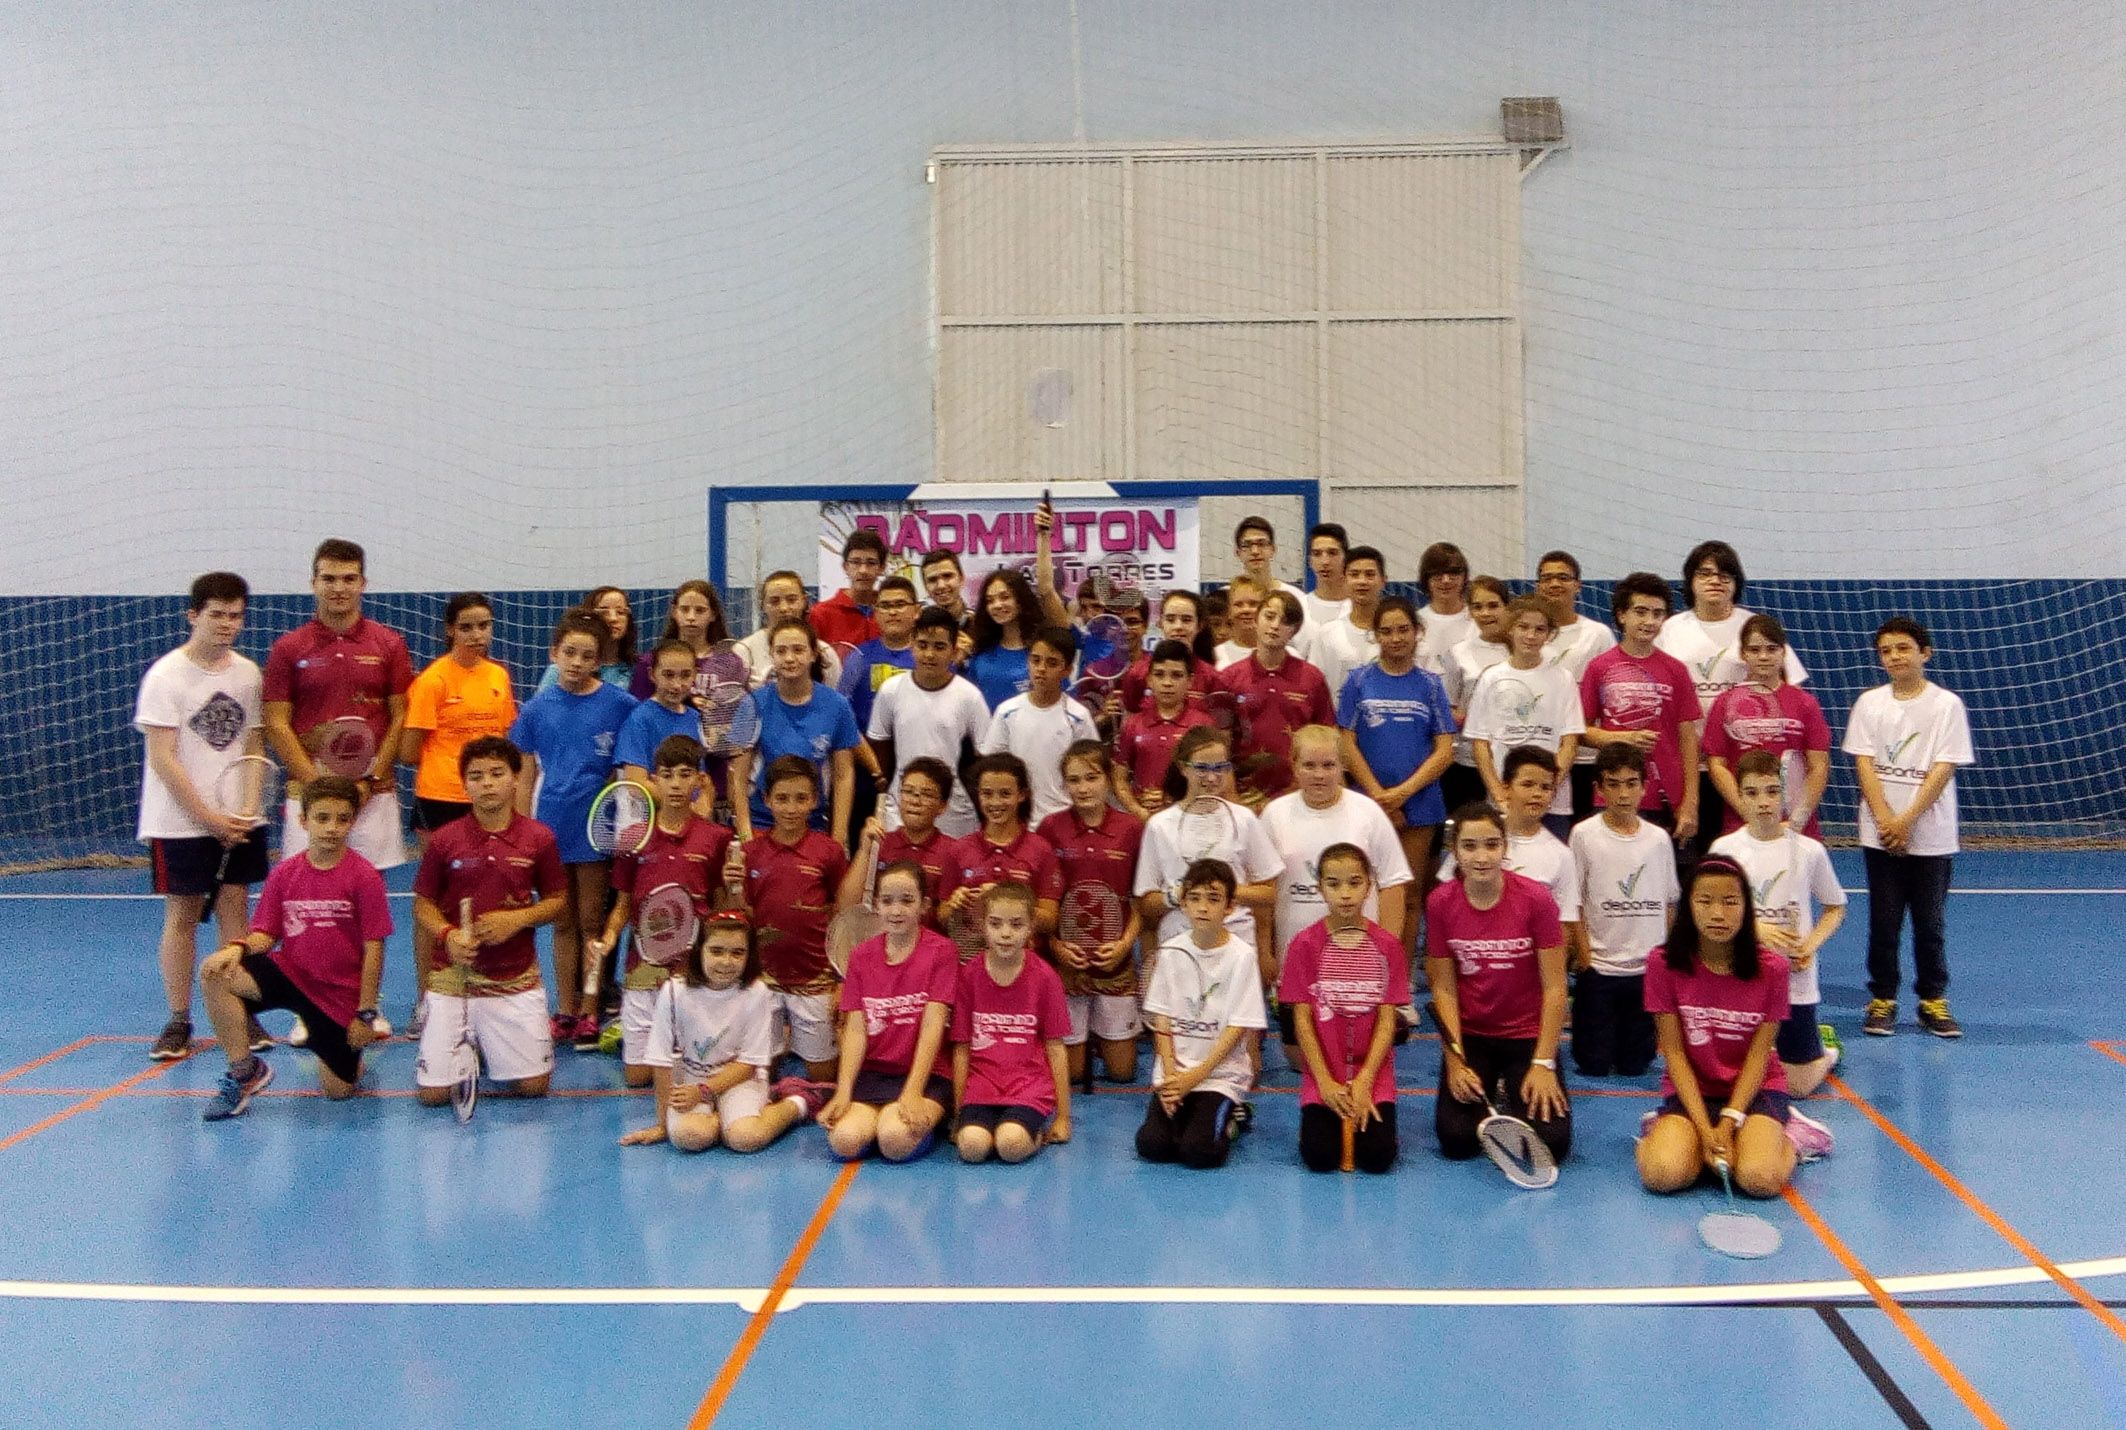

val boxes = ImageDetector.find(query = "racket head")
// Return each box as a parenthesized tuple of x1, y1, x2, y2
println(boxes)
(695, 639, 749, 690)
(585, 780, 655, 855)
(212, 755, 283, 826)
(1234, 752, 1292, 802)
(1700, 1202, 1783, 1259)
(824, 906, 885, 976)
(1175, 795, 1235, 863)
(944, 898, 987, 963)
(306, 716, 379, 778)
(1079, 615, 1131, 679)
(1477, 1106, 1559, 1190)
(451, 1040, 479, 1123)
(634, 883, 701, 969)
(1201, 687, 1238, 735)
(699, 686, 761, 757)
(1057, 881, 1127, 950)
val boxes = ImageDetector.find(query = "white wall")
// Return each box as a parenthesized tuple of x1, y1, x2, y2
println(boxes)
(3, 0, 2119, 594)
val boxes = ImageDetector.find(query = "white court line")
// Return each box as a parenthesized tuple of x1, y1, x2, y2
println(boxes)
(7, 890, 2124, 902)
(0, 1256, 2121, 1310)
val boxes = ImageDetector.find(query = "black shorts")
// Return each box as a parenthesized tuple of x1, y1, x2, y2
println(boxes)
(1658, 1088, 1791, 1125)
(151, 829, 268, 898)
(850, 1069, 953, 1110)
(236, 954, 364, 1085)
(1774, 1003, 1825, 1065)
(412, 796, 472, 833)
(956, 1104, 1047, 1138)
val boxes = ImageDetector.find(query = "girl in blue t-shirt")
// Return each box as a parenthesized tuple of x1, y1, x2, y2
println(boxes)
(964, 569, 1042, 710)
(1338, 597, 1457, 946)
(733, 618, 861, 845)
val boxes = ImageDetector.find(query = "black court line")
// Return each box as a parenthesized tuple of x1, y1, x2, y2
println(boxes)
(1816, 1303, 1931, 1429)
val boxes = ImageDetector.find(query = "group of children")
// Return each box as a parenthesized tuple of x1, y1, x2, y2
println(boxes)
(137, 527, 1978, 1201)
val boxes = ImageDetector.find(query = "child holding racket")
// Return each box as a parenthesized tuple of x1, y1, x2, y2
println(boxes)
(841, 758, 961, 925)
(1427, 803, 1572, 1166)
(621, 913, 806, 1153)
(198, 776, 388, 1119)
(820, 860, 959, 1161)
(615, 641, 710, 792)
(1278, 843, 1407, 1173)
(1581, 573, 1704, 843)
(136, 572, 270, 1061)
(1567, 745, 1679, 1078)
(952, 882, 1072, 1163)
(1703, 614, 1833, 838)
(1215, 590, 1335, 805)
(1112, 640, 1212, 820)
(731, 756, 849, 1082)
(411, 737, 567, 1105)
(1711, 751, 1846, 1128)
(731, 618, 861, 846)
(1637, 856, 1798, 1199)
(1465, 597, 1584, 839)
(1037, 740, 1146, 1085)
(1135, 727, 1281, 959)
(510, 611, 638, 1047)
(936, 754, 1062, 962)
(592, 735, 735, 1088)
(1138, 859, 1268, 1170)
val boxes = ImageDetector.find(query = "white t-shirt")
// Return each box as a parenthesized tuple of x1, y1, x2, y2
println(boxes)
(643, 979, 776, 1082)
(1142, 934, 1267, 1104)
(1440, 635, 1510, 766)
(1259, 789, 1415, 961)
(1418, 605, 1476, 672)
(1310, 616, 1378, 707)
(1440, 827, 1581, 922)
(1569, 816, 1680, 977)
(978, 691, 1099, 826)
(1212, 640, 1252, 671)
(1135, 797, 1283, 947)
(1710, 826, 1845, 1007)
(1462, 662, 1587, 816)
(1842, 682, 1975, 857)
(1655, 607, 1808, 711)
(1298, 586, 1350, 645)
(867, 673, 991, 837)
(738, 629, 843, 693)
(1545, 620, 1619, 765)
(134, 646, 264, 841)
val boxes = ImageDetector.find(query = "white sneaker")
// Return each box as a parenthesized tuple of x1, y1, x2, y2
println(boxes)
(286, 1017, 309, 1048)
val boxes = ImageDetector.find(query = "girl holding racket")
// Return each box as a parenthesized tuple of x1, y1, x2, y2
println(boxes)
(1426, 802, 1572, 1168)
(730, 619, 861, 845)
(538, 586, 637, 694)
(964, 567, 1044, 710)
(819, 860, 959, 1161)
(621, 913, 805, 1153)
(1037, 740, 1146, 1085)
(623, 580, 727, 696)
(936, 753, 1062, 962)
(1134, 726, 1281, 958)
(1278, 843, 1407, 1173)
(1637, 856, 1798, 1199)
(400, 593, 516, 1030)
(1703, 614, 1832, 838)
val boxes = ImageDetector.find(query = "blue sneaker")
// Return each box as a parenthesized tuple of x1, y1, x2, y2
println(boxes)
(202, 1057, 273, 1121)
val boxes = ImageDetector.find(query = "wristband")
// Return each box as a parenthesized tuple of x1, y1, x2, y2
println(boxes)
(1531, 1056, 1556, 1071)
(1720, 1107, 1747, 1128)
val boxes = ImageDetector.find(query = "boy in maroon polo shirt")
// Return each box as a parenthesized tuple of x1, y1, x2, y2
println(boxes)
(731, 756, 850, 1083)
(1113, 641, 1213, 820)
(262, 538, 413, 872)
(198, 776, 389, 1119)
(1214, 590, 1334, 805)
(411, 737, 567, 1103)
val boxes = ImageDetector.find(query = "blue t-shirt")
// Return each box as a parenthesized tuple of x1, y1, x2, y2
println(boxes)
(510, 681, 638, 862)
(615, 698, 701, 774)
(1338, 663, 1457, 828)
(964, 644, 1030, 711)
(837, 640, 915, 734)
(748, 681, 863, 830)
(538, 660, 633, 695)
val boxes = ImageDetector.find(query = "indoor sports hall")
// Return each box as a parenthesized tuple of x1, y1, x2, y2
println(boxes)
(3, 6, 2121, 1429)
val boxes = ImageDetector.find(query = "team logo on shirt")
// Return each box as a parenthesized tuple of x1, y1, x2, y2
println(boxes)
(1599, 866, 1664, 917)
(1752, 870, 1786, 905)
(1494, 678, 1540, 724)
(688, 1030, 722, 1065)
(188, 691, 246, 752)
(1693, 648, 1729, 681)
(1884, 732, 1920, 765)
(593, 731, 616, 758)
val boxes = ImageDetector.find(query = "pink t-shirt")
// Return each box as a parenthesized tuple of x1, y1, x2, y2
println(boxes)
(252, 850, 393, 1027)
(1643, 950, 1792, 1102)
(1425, 872, 1563, 1041)
(839, 928, 959, 1076)
(951, 953, 1070, 1112)
(1580, 646, 1704, 813)
(1278, 919, 1410, 1108)
(1700, 683, 1833, 836)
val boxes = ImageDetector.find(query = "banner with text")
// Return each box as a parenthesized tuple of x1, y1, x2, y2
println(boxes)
(819, 494, 1198, 603)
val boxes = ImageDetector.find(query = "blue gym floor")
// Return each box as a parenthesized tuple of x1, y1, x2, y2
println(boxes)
(0, 852, 2120, 1428)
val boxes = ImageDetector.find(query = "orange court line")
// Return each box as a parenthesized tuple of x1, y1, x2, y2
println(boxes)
(689, 1160, 861, 1428)
(2091, 1040, 2126, 1071)
(0, 1053, 195, 1154)
(0, 1037, 98, 1086)
(1829, 1073, 2126, 1346)
(1784, 1186, 2008, 1430)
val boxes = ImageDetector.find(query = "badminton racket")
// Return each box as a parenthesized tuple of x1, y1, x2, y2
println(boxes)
(303, 714, 378, 779)
(697, 680, 762, 759)
(209, 755, 281, 884)
(634, 882, 701, 971)
(1476, 1078, 1558, 1190)
(824, 833, 884, 976)
(1699, 1157, 1782, 1258)
(1072, 613, 1131, 707)
(586, 779, 655, 857)
(1722, 684, 1807, 822)
(1323, 923, 1391, 1172)
(1175, 795, 1236, 866)
(452, 896, 479, 1123)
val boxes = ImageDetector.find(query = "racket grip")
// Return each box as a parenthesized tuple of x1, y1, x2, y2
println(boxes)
(1340, 1116, 1356, 1173)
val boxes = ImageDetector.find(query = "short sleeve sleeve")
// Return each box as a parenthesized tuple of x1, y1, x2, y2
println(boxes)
(1642, 957, 1675, 1014)
(1527, 883, 1564, 949)
(356, 863, 394, 940)
(404, 668, 441, 735)
(1037, 966, 1071, 1038)
(251, 866, 288, 942)
(531, 827, 567, 896)
(412, 841, 448, 904)
(261, 637, 296, 705)
(950, 964, 977, 1042)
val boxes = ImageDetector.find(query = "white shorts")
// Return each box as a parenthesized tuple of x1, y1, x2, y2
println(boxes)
(285, 790, 405, 870)
(1067, 993, 1141, 1046)
(668, 1073, 768, 1135)
(414, 987, 553, 1087)
(620, 985, 661, 1065)
(769, 988, 837, 1064)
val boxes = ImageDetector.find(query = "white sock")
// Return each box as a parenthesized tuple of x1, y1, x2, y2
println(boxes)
(784, 1095, 811, 1120)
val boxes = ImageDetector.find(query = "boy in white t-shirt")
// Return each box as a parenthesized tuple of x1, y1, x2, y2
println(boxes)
(1567, 745, 1679, 1076)
(134, 572, 270, 1063)
(1710, 750, 1847, 1099)
(868, 608, 991, 837)
(1137, 859, 1269, 1169)
(1466, 597, 1584, 837)
(1845, 617, 1975, 1039)
(1438, 746, 1582, 930)
(979, 625, 1098, 825)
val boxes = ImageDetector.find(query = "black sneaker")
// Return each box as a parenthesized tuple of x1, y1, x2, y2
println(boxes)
(150, 1016, 193, 1061)
(1862, 999, 1896, 1037)
(1916, 999, 1963, 1039)
(1229, 1101, 1255, 1136)
(246, 1013, 274, 1052)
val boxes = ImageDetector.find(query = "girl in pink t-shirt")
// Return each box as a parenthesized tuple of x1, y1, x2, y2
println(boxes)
(820, 860, 958, 1162)
(1702, 614, 1832, 837)
(1637, 856, 1798, 1200)
(951, 882, 1073, 1163)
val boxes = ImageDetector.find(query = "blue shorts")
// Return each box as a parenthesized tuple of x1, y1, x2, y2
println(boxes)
(1659, 1088, 1791, 1125)
(1774, 1002, 1825, 1065)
